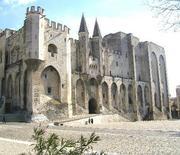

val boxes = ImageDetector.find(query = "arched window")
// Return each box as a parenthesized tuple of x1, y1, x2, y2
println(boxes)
(48, 44, 57, 57)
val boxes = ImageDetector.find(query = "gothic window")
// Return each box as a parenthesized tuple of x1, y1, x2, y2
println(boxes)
(48, 44, 57, 57)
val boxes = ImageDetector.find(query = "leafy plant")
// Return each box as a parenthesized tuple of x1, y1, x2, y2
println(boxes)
(31, 125, 105, 155)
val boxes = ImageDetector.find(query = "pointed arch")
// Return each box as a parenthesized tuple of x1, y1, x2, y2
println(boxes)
(111, 82, 118, 109)
(41, 66, 61, 100)
(151, 52, 161, 110)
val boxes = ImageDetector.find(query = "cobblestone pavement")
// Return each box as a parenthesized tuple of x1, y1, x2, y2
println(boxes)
(0, 120, 180, 154)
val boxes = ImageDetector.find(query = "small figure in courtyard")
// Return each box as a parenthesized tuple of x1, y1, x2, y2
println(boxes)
(91, 118, 94, 124)
(88, 118, 91, 124)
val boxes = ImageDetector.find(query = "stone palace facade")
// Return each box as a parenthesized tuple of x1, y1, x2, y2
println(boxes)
(0, 6, 170, 121)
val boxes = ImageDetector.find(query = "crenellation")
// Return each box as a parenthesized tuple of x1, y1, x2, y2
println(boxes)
(51, 21, 56, 29)
(44, 18, 69, 32)
(26, 6, 44, 15)
(57, 23, 62, 31)
(63, 25, 70, 33)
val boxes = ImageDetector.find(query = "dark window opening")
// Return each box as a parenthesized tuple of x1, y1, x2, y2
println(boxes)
(103, 94, 105, 98)
(116, 61, 118, 66)
(48, 87, 52, 94)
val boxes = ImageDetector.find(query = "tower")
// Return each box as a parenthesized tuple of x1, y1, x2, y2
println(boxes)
(24, 6, 45, 60)
(78, 14, 89, 73)
(92, 19, 102, 74)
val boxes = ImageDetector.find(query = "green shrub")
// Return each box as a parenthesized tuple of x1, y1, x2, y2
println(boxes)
(31, 125, 105, 155)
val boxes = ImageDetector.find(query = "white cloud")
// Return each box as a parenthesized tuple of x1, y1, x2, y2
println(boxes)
(3, 0, 35, 5)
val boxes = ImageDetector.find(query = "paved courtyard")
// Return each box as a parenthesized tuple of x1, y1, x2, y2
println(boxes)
(0, 120, 180, 154)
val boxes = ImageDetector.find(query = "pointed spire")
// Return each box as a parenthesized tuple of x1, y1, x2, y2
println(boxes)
(79, 13, 89, 33)
(93, 19, 101, 37)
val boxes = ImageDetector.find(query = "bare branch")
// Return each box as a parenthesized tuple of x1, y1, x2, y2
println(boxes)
(146, 0, 180, 30)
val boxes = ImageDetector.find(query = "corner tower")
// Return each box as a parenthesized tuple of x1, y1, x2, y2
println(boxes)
(78, 14, 89, 73)
(24, 6, 45, 60)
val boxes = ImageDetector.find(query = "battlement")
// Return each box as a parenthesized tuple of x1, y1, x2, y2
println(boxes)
(45, 18, 70, 34)
(69, 38, 78, 44)
(26, 6, 44, 15)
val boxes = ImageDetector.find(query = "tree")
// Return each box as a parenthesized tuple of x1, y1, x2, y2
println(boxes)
(146, 0, 180, 31)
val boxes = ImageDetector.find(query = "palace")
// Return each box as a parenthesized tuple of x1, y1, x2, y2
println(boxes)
(0, 6, 170, 121)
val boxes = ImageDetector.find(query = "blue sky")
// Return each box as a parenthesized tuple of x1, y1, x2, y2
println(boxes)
(0, 0, 145, 30)
(0, 0, 180, 97)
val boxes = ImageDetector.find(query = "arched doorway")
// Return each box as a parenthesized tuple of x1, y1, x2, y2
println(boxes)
(102, 82, 109, 109)
(41, 66, 60, 100)
(88, 98, 98, 114)
(111, 83, 118, 109)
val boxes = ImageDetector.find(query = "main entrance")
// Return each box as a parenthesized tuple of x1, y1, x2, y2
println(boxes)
(88, 98, 98, 114)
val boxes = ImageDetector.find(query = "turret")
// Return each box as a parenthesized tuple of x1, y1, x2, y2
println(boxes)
(93, 19, 101, 38)
(92, 19, 102, 74)
(24, 6, 45, 60)
(78, 14, 89, 73)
